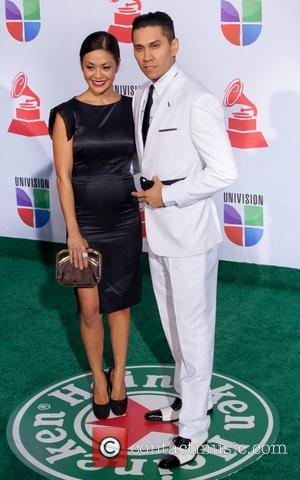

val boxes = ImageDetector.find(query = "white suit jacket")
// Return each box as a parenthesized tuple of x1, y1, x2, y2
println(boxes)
(132, 66, 238, 257)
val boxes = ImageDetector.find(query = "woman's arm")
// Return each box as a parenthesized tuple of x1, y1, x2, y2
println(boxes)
(52, 113, 88, 270)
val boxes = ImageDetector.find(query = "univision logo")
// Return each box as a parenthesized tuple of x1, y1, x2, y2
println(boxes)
(224, 192, 264, 247)
(5, 0, 41, 42)
(114, 84, 138, 97)
(221, 0, 262, 46)
(15, 177, 50, 228)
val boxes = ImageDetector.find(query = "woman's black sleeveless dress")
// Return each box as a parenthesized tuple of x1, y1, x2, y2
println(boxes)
(49, 96, 142, 313)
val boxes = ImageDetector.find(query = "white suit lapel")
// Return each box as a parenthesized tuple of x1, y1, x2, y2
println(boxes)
(143, 95, 171, 159)
(143, 70, 185, 161)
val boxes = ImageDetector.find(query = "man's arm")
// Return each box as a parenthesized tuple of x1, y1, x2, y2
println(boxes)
(162, 92, 238, 208)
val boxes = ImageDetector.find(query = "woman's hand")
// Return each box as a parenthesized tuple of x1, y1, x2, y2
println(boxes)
(67, 231, 89, 270)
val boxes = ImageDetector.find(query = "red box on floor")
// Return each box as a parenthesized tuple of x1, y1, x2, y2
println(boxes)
(93, 427, 128, 467)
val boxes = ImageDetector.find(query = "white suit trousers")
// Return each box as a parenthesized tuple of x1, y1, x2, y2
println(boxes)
(148, 245, 219, 438)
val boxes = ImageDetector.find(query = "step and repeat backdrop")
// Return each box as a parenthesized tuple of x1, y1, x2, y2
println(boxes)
(1, 0, 300, 268)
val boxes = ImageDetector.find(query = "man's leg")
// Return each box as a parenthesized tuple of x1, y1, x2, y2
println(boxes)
(168, 246, 219, 439)
(148, 249, 182, 394)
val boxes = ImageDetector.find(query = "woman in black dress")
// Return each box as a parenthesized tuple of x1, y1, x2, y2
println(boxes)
(49, 32, 142, 419)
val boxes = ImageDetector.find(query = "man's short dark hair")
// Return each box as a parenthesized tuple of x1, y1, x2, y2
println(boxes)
(132, 11, 175, 42)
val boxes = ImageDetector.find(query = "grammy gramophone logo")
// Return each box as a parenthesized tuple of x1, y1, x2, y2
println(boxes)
(8, 72, 48, 137)
(223, 78, 268, 149)
(108, 0, 142, 43)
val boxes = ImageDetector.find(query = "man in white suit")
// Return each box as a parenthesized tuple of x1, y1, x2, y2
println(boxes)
(131, 12, 238, 468)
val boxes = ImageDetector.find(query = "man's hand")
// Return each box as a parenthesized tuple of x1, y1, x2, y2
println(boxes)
(131, 176, 164, 208)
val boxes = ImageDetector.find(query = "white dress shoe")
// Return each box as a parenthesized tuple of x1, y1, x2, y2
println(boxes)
(145, 397, 214, 422)
(145, 397, 182, 422)
(158, 433, 208, 468)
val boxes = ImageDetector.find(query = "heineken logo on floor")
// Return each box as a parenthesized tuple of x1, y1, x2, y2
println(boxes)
(7, 365, 279, 479)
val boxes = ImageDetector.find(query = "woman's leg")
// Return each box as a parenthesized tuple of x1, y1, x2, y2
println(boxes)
(108, 308, 130, 400)
(77, 287, 108, 404)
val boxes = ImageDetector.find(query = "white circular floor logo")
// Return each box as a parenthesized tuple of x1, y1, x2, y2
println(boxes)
(7, 365, 279, 480)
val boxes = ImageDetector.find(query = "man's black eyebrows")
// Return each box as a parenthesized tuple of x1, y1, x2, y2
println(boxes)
(148, 40, 161, 47)
(134, 40, 161, 47)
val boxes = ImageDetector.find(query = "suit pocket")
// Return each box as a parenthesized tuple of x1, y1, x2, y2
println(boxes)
(158, 128, 178, 132)
(156, 128, 179, 159)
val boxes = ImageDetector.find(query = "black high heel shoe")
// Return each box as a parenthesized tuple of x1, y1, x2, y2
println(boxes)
(92, 370, 110, 420)
(108, 368, 128, 416)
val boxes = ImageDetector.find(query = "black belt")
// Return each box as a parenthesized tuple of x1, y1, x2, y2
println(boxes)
(140, 176, 185, 191)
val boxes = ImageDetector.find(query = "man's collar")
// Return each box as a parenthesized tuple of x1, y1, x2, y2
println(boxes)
(150, 63, 179, 96)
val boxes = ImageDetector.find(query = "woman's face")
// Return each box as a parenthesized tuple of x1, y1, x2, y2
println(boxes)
(81, 49, 118, 97)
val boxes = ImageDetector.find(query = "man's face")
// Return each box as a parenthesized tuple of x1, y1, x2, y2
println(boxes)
(133, 26, 179, 82)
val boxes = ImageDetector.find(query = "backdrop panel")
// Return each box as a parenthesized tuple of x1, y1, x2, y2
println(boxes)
(1, 0, 300, 267)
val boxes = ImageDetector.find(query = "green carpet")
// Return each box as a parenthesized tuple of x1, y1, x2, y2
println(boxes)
(0, 237, 299, 479)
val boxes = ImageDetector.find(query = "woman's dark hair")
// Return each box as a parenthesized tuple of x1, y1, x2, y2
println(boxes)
(132, 11, 175, 43)
(79, 31, 120, 65)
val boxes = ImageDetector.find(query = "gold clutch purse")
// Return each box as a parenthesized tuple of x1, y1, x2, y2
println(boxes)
(56, 248, 102, 287)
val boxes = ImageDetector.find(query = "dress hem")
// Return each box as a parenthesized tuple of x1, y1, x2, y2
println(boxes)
(99, 297, 141, 314)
